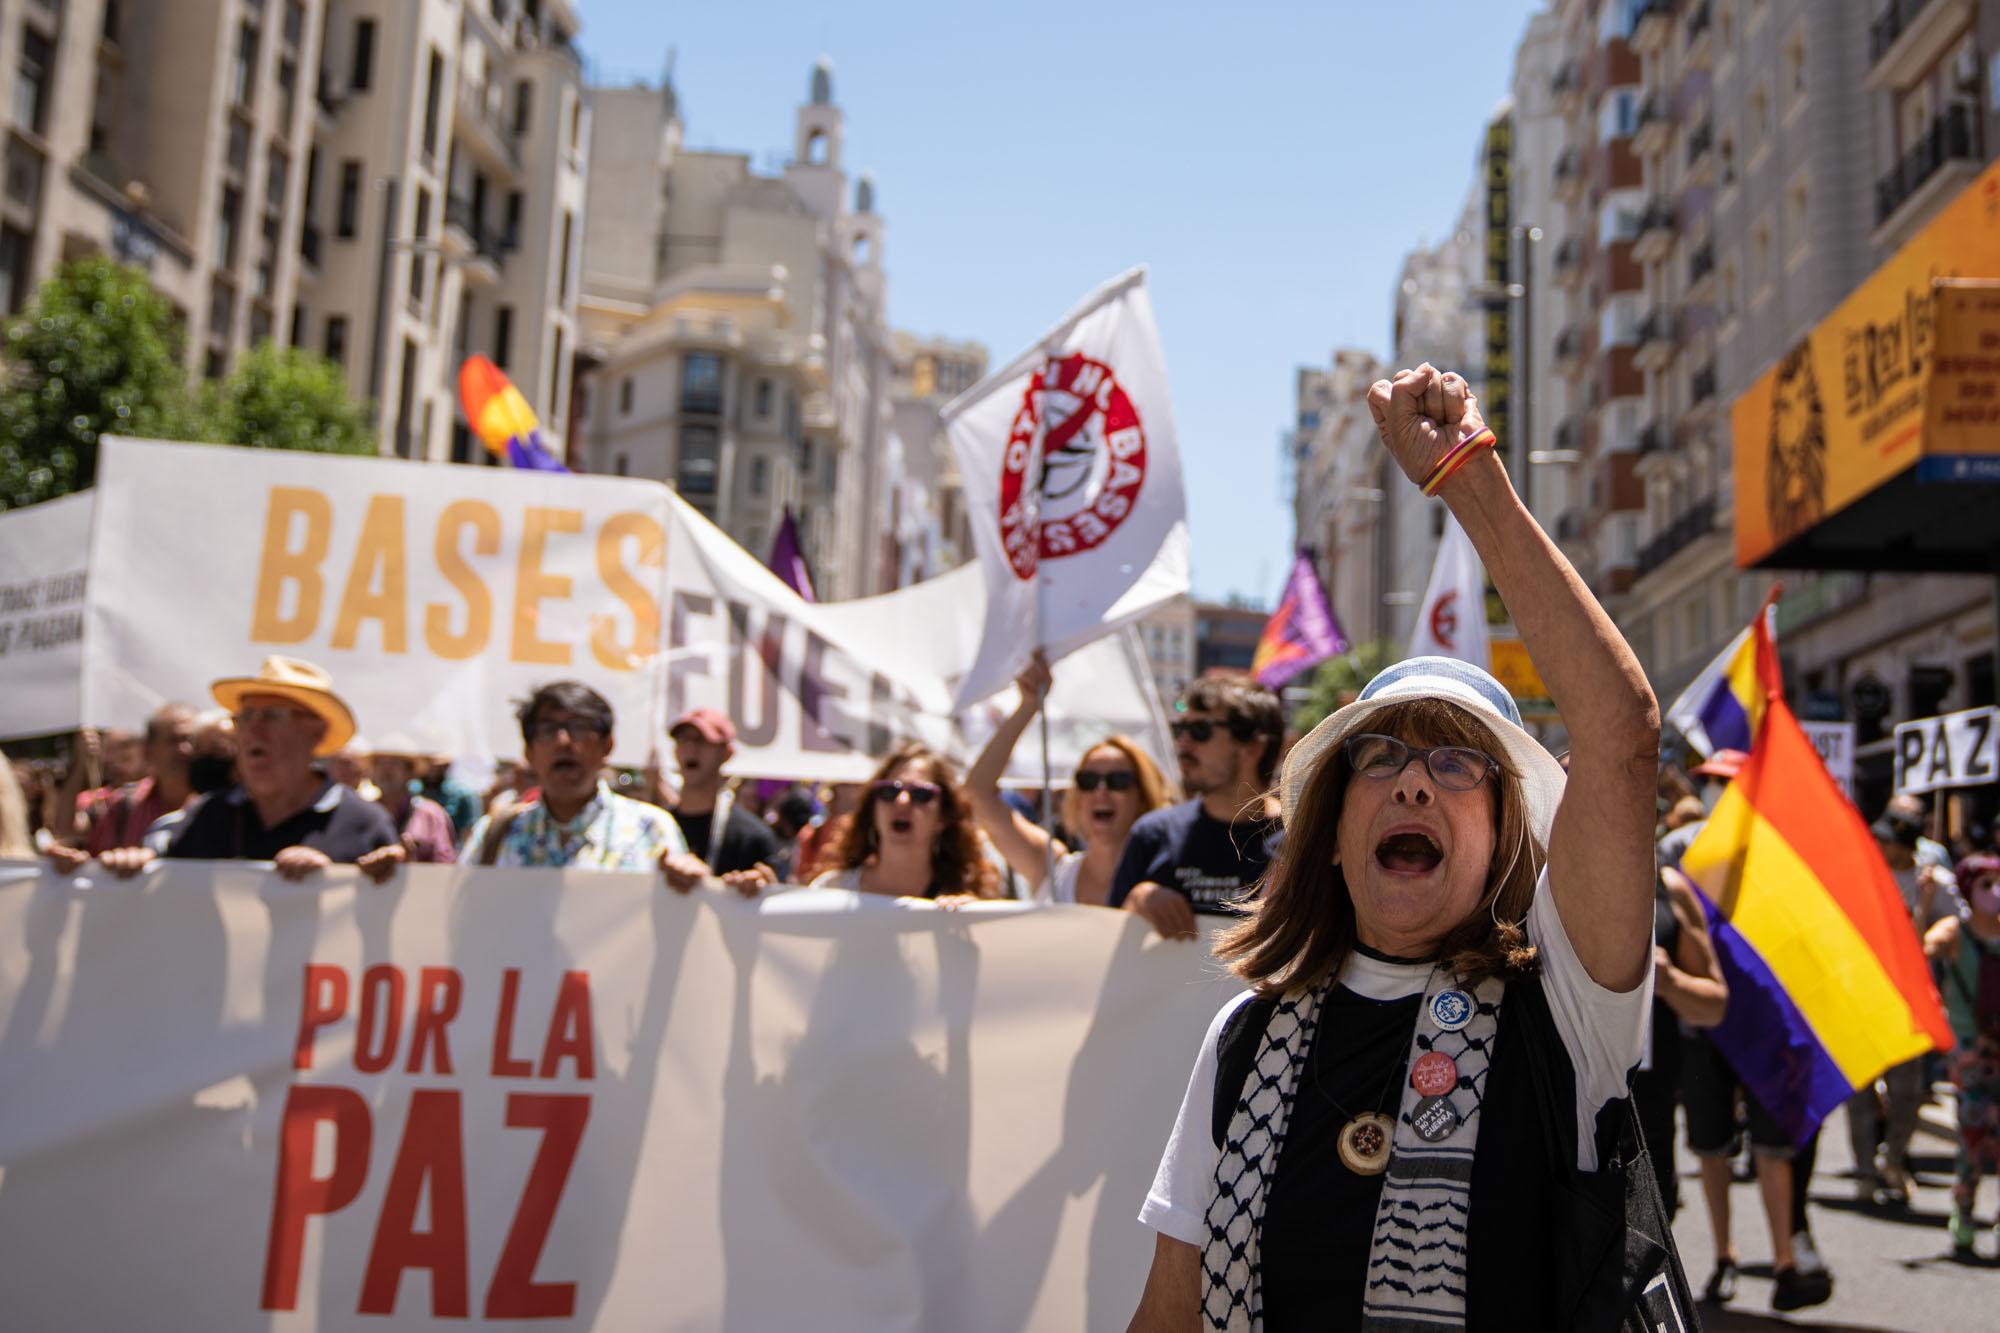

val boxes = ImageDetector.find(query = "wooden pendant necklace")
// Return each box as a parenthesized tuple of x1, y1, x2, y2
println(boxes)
(1314, 961, 1438, 1176)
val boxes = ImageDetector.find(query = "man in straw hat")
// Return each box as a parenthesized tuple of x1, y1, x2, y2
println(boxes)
(1128, 365, 1690, 1329)
(107, 656, 403, 882)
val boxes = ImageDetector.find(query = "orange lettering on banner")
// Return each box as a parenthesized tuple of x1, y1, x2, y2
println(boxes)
(251, 487, 333, 644)
(353, 963, 406, 1075)
(294, 963, 348, 1070)
(426, 500, 499, 660)
(537, 971, 596, 1080)
(512, 507, 582, 666)
(491, 968, 536, 1077)
(407, 966, 463, 1075)
(330, 494, 410, 653)
(260, 1085, 373, 1311)
(590, 513, 663, 673)
(484, 1094, 591, 1319)
(358, 1090, 470, 1317)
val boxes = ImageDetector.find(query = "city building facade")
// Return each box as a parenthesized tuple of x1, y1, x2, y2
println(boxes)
(0, 0, 588, 467)
(1137, 595, 1197, 711)
(575, 60, 898, 599)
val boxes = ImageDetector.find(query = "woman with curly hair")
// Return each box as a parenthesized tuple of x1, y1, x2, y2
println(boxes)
(810, 742, 1000, 901)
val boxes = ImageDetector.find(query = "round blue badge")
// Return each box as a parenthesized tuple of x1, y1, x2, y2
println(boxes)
(1429, 988, 1473, 1033)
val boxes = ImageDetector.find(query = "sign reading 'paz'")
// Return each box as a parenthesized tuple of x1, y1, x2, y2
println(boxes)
(1731, 160, 2000, 573)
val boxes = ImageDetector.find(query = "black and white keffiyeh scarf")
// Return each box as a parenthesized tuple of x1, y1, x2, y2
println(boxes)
(1201, 970, 1506, 1331)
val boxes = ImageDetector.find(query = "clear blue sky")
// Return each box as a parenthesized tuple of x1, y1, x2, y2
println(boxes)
(579, 1, 1542, 608)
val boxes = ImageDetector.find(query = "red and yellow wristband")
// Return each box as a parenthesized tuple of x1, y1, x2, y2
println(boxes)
(1420, 427, 1498, 497)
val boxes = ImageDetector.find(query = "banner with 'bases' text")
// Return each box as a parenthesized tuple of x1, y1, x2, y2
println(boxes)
(0, 860, 1242, 1330)
(82, 437, 953, 774)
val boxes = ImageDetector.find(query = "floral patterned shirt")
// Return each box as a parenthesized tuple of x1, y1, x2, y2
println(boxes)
(462, 782, 686, 871)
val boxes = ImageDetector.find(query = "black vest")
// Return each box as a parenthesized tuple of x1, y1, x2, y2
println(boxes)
(1214, 972, 1698, 1331)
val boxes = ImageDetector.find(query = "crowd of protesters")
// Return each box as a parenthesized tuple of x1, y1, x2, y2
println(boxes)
(4, 647, 1289, 945)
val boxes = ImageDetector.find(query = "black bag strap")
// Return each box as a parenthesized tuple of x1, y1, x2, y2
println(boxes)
(1513, 975, 1699, 1331)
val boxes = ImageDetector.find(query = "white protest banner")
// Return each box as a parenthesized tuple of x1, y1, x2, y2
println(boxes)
(0, 860, 1242, 1330)
(1893, 705, 1999, 795)
(813, 562, 1175, 786)
(81, 438, 949, 774)
(0, 491, 92, 739)
(1408, 514, 1490, 669)
(946, 269, 1189, 707)
(1799, 720, 1857, 799)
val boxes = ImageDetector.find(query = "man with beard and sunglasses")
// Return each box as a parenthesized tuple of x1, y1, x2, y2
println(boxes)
(1107, 676, 1284, 939)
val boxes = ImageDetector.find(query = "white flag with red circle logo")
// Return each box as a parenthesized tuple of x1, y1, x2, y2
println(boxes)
(1408, 514, 1491, 670)
(945, 268, 1188, 707)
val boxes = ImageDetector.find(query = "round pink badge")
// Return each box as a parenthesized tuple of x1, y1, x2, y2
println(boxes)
(1410, 1050, 1459, 1098)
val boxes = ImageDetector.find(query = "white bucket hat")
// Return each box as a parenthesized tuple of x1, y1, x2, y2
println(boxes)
(1279, 656, 1567, 849)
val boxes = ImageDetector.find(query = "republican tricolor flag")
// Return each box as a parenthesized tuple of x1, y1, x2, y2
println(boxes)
(1679, 599, 1952, 1145)
(458, 356, 567, 472)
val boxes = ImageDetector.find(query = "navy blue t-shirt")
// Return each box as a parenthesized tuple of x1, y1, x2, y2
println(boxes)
(1106, 798, 1282, 914)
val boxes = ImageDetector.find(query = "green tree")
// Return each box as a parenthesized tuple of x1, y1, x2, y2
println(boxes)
(197, 341, 375, 455)
(0, 257, 198, 510)
(1292, 639, 1399, 733)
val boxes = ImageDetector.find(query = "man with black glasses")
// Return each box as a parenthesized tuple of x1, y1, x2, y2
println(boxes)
(462, 682, 691, 876)
(1108, 677, 1284, 939)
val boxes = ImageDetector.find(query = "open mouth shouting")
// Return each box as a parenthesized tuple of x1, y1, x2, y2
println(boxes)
(1374, 825, 1444, 876)
(887, 811, 916, 836)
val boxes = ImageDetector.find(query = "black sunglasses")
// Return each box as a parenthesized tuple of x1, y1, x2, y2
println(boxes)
(1074, 770, 1137, 793)
(1170, 718, 1260, 744)
(527, 716, 611, 743)
(1343, 733, 1496, 791)
(872, 778, 940, 806)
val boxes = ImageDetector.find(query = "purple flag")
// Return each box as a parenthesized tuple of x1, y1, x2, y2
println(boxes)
(767, 507, 816, 603)
(1250, 551, 1347, 690)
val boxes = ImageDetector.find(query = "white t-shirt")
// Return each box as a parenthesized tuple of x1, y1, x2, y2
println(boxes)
(1137, 865, 1653, 1247)
(1038, 850, 1086, 905)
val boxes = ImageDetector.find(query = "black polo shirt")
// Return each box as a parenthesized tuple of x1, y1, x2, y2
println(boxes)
(164, 781, 396, 863)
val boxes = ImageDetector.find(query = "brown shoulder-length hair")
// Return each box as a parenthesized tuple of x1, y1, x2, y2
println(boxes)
(832, 742, 1000, 898)
(1216, 698, 1540, 992)
(1060, 734, 1173, 837)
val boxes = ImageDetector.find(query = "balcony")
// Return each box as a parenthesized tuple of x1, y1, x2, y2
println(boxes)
(1553, 236, 1586, 288)
(1553, 325, 1585, 378)
(1551, 61, 1581, 115)
(1868, 0, 1975, 90)
(1684, 119, 1714, 186)
(1687, 361, 1719, 420)
(1553, 145, 1584, 201)
(1632, 196, 1677, 264)
(1874, 103, 1982, 244)
(1633, 92, 1675, 157)
(454, 80, 521, 176)
(1685, 0, 1714, 68)
(1686, 241, 1716, 301)
(1632, 0, 1678, 53)
(1634, 308, 1676, 370)
(1553, 420, 1577, 454)
(1637, 420, 1672, 456)
(1637, 497, 1718, 576)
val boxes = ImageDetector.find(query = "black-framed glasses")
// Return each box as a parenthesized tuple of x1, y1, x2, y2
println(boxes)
(1343, 733, 1496, 791)
(527, 716, 610, 744)
(1074, 770, 1137, 793)
(873, 778, 940, 806)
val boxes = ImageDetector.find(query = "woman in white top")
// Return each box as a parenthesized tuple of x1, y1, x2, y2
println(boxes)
(964, 651, 1172, 905)
(808, 742, 1001, 902)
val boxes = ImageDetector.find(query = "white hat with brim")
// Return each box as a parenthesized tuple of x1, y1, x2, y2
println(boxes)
(1280, 656, 1566, 850)
(210, 655, 357, 758)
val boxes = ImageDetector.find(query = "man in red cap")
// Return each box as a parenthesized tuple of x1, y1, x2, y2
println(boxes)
(667, 708, 782, 888)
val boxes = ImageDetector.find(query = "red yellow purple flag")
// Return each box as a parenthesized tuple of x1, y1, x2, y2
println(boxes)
(1679, 599, 1952, 1145)
(1250, 551, 1346, 690)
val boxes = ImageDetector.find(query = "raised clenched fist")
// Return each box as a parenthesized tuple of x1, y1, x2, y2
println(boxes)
(1365, 363, 1489, 490)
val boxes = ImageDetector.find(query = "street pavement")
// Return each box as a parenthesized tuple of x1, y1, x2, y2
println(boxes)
(1669, 1090, 1995, 1331)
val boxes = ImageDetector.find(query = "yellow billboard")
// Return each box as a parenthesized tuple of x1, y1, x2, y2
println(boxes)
(1732, 160, 2000, 567)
